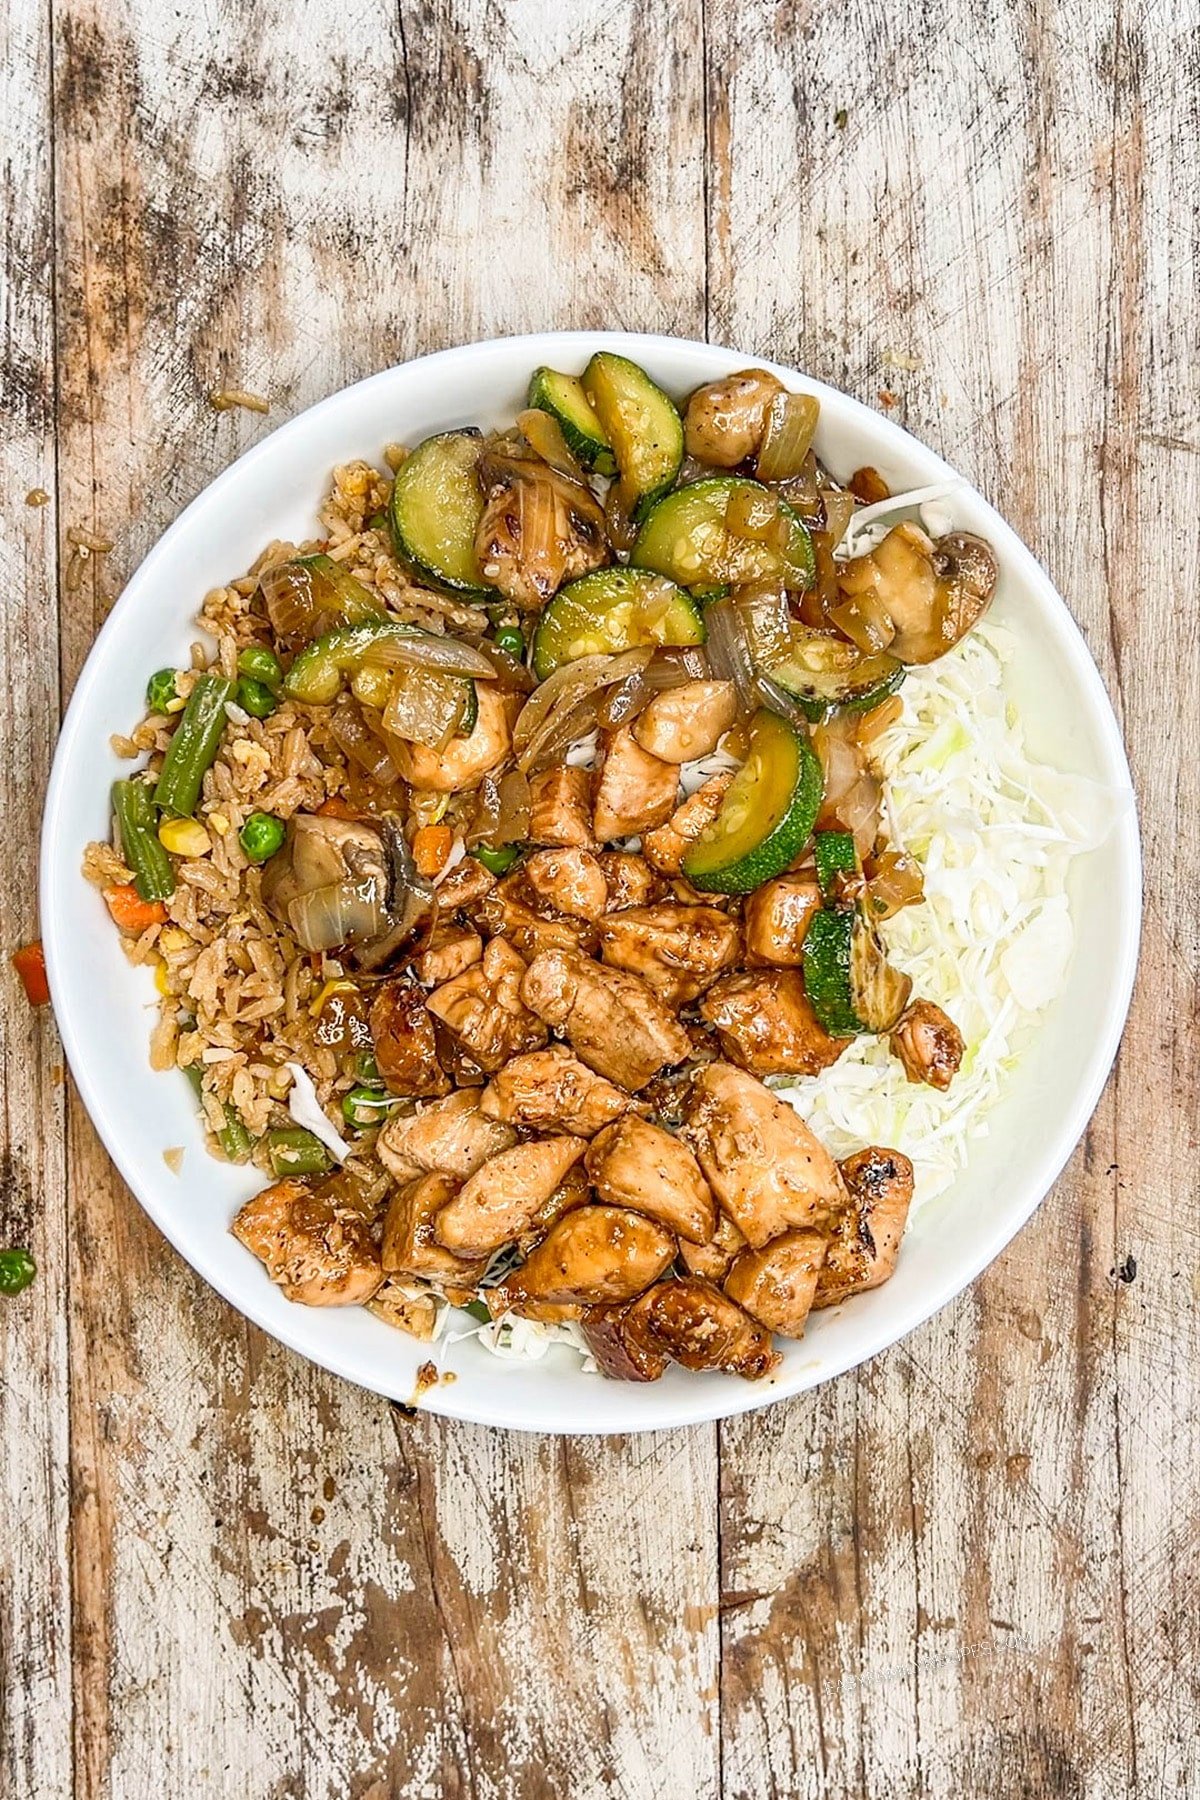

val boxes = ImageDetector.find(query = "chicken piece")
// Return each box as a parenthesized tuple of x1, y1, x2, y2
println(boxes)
(581, 1289, 667, 1383)
(812, 1146, 914, 1308)
(434, 1134, 588, 1258)
(724, 1230, 827, 1338)
(475, 449, 610, 611)
(599, 850, 667, 912)
(521, 948, 692, 1091)
(889, 999, 965, 1090)
(632, 680, 738, 764)
(836, 521, 997, 664)
(391, 685, 520, 793)
(528, 765, 595, 849)
(412, 921, 483, 988)
(426, 936, 548, 1074)
(516, 1161, 593, 1254)
(700, 968, 850, 1077)
(376, 1089, 517, 1183)
(480, 1043, 632, 1136)
(473, 881, 596, 961)
(641, 773, 732, 875)
(640, 1276, 781, 1379)
(592, 727, 680, 842)
(381, 1170, 488, 1284)
(683, 1062, 843, 1247)
(678, 1211, 747, 1282)
(523, 847, 609, 921)
(742, 873, 823, 967)
(232, 1178, 383, 1307)
(683, 368, 785, 467)
(494, 1205, 676, 1307)
(585, 1116, 715, 1244)
(369, 980, 451, 1098)
(599, 902, 741, 1006)
(436, 854, 496, 913)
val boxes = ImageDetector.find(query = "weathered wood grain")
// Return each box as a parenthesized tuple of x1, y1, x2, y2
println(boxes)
(47, 1, 717, 1795)
(709, 3, 1199, 1797)
(0, 0, 72, 1795)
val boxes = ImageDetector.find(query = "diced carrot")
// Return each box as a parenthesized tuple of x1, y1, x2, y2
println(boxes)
(316, 796, 358, 819)
(12, 940, 50, 1006)
(103, 884, 168, 934)
(412, 824, 454, 878)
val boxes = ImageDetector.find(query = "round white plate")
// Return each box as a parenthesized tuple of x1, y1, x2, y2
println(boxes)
(40, 332, 1141, 1433)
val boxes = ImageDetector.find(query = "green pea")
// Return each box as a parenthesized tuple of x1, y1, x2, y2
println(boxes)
(341, 1085, 403, 1129)
(0, 1248, 36, 1296)
(237, 676, 278, 718)
(494, 625, 525, 659)
(472, 842, 522, 876)
(239, 811, 285, 863)
(236, 644, 283, 690)
(146, 668, 179, 713)
(354, 1052, 384, 1086)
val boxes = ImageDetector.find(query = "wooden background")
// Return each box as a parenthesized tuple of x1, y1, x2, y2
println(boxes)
(2, 1, 1197, 1794)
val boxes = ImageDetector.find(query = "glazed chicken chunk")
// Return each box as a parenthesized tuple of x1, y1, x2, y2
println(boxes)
(474, 878, 596, 961)
(233, 1178, 383, 1307)
(376, 1089, 516, 1184)
(641, 773, 732, 875)
(521, 948, 692, 1091)
(392, 684, 519, 793)
(435, 854, 496, 913)
(889, 999, 965, 1090)
(494, 1205, 676, 1307)
(724, 1230, 828, 1338)
(639, 1276, 781, 1379)
(598, 850, 667, 912)
(585, 1115, 716, 1244)
(814, 1147, 914, 1309)
(427, 936, 548, 1073)
(413, 921, 483, 988)
(528, 765, 595, 849)
(683, 1062, 843, 1247)
(581, 1288, 667, 1382)
(369, 980, 451, 1097)
(599, 902, 741, 1006)
(631, 680, 738, 764)
(480, 1043, 632, 1137)
(381, 1170, 489, 1285)
(523, 847, 609, 921)
(742, 873, 823, 966)
(434, 1134, 588, 1258)
(592, 726, 680, 841)
(683, 369, 784, 467)
(700, 968, 850, 1076)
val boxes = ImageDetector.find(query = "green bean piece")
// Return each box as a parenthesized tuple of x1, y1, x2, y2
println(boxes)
(266, 1128, 332, 1177)
(494, 624, 525, 659)
(182, 1063, 254, 1162)
(0, 1248, 36, 1296)
(239, 811, 285, 864)
(236, 676, 277, 718)
(152, 673, 236, 817)
(341, 1085, 403, 1129)
(472, 842, 522, 876)
(236, 644, 283, 690)
(111, 778, 176, 903)
(146, 668, 180, 713)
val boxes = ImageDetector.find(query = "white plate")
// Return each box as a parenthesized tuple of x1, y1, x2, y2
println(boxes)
(40, 332, 1141, 1433)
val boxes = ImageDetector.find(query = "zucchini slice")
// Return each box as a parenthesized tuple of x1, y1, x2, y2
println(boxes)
(683, 709, 823, 895)
(768, 635, 905, 723)
(388, 431, 488, 595)
(813, 829, 858, 895)
(527, 368, 616, 474)
(285, 619, 469, 706)
(631, 477, 815, 591)
(531, 567, 705, 680)
(803, 905, 912, 1035)
(581, 352, 684, 517)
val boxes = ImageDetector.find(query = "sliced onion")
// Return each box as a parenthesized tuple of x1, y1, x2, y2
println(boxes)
(517, 408, 586, 482)
(330, 700, 399, 785)
(527, 697, 604, 771)
(287, 879, 388, 953)
(474, 640, 536, 692)
(604, 481, 637, 554)
(467, 769, 531, 846)
(513, 647, 652, 771)
(357, 629, 498, 680)
(598, 666, 652, 728)
(261, 562, 322, 643)
(756, 392, 820, 482)
(383, 668, 470, 748)
(821, 488, 856, 548)
(864, 847, 925, 918)
(724, 483, 782, 543)
(703, 597, 757, 716)
(813, 721, 882, 855)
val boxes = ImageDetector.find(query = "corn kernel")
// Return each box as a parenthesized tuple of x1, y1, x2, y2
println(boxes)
(308, 977, 359, 1019)
(154, 959, 171, 996)
(158, 818, 212, 857)
(208, 812, 230, 836)
(159, 926, 190, 954)
(166, 696, 187, 714)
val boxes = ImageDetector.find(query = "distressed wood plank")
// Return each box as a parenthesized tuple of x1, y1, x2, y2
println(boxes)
(51, 1, 717, 1795)
(710, 2, 1199, 1797)
(0, 0, 72, 1795)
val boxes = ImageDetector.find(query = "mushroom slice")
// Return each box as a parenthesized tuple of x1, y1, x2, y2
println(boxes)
(836, 521, 998, 664)
(475, 449, 610, 611)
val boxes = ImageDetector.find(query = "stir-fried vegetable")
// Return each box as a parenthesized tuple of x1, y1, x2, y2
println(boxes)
(582, 352, 684, 516)
(152, 674, 236, 818)
(112, 777, 176, 901)
(265, 1127, 332, 1177)
(632, 478, 815, 592)
(803, 904, 912, 1036)
(813, 829, 858, 895)
(531, 567, 705, 679)
(146, 669, 180, 713)
(261, 553, 384, 642)
(240, 812, 286, 863)
(683, 709, 824, 894)
(12, 940, 49, 1006)
(527, 368, 617, 473)
(183, 1063, 255, 1162)
(237, 644, 283, 689)
(388, 430, 489, 593)
(103, 884, 167, 933)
